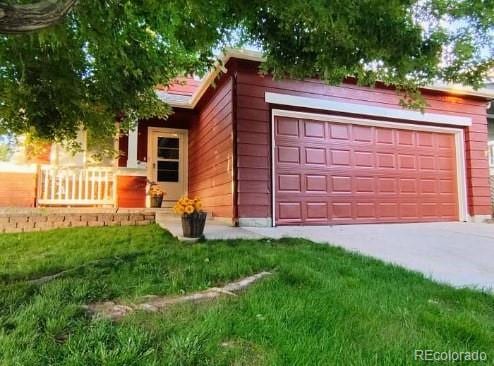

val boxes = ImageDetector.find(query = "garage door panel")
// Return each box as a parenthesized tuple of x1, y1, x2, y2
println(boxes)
(437, 134, 455, 148)
(278, 202, 302, 222)
(274, 115, 459, 225)
(422, 204, 438, 218)
(303, 120, 326, 139)
(352, 125, 373, 142)
(306, 202, 329, 220)
(305, 175, 327, 192)
(355, 177, 375, 193)
(331, 176, 352, 193)
(354, 151, 374, 168)
(399, 178, 418, 194)
(419, 179, 438, 194)
(439, 203, 458, 217)
(377, 153, 396, 169)
(377, 177, 398, 194)
(330, 124, 351, 140)
(376, 128, 395, 144)
(397, 155, 417, 170)
(277, 146, 300, 164)
(417, 132, 434, 147)
(419, 156, 435, 170)
(438, 157, 456, 171)
(304, 147, 327, 165)
(331, 202, 353, 220)
(400, 202, 419, 217)
(355, 203, 376, 219)
(276, 117, 300, 137)
(439, 179, 456, 193)
(397, 130, 415, 146)
(330, 149, 352, 166)
(275, 199, 458, 225)
(278, 174, 301, 192)
(377, 203, 399, 218)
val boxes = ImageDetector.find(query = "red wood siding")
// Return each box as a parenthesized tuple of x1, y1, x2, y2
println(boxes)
(0, 172, 37, 207)
(188, 77, 234, 218)
(233, 59, 491, 219)
(117, 175, 146, 208)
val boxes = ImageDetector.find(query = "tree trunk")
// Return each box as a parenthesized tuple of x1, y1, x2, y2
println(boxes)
(0, 0, 77, 34)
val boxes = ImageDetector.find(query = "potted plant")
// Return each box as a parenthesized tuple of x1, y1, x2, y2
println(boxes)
(173, 196, 207, 238)
(148, 180, 165, 208)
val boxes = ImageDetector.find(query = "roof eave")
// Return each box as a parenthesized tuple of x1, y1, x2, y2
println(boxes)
(161, 48, 494, 109)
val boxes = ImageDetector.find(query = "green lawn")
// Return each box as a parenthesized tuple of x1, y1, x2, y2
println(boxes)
(0, 225, 493, 365)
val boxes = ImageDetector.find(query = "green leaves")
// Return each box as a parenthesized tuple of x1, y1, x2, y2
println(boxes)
(0, 1, 233, 143)
(0, 0, 492, 144)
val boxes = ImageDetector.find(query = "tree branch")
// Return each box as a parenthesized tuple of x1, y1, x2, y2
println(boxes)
(0, 0, 77, 34)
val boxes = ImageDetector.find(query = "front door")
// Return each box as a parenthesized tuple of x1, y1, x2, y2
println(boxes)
(148, 128, 188, 208)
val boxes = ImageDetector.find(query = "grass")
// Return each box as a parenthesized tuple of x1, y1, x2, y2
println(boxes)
(0, 224, 493, 365)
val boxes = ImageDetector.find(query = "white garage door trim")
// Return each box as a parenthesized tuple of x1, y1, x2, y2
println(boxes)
(270, 109, 468, 226)
(265, 92, 472, 127)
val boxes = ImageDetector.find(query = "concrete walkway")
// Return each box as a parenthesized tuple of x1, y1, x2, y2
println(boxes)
(157, 213, 494, 290)
(155, 214, 264, 241)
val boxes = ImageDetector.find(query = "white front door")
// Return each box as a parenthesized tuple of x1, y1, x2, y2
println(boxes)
(147, 128, 188, 208)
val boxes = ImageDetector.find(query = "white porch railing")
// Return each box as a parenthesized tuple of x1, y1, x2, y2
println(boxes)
(37, 165, 116, 206)
(489, 141, 494, 170)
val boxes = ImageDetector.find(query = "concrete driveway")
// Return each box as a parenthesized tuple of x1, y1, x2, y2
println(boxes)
(245, 222, 494, 290)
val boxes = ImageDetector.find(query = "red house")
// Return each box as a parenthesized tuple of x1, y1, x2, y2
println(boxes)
(2, 49, 493, 226)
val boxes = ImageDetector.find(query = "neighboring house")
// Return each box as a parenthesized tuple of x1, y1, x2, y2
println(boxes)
(484, 76, 494, 208)
(1, 48, 493, 227)
(487, 108, 494, 208)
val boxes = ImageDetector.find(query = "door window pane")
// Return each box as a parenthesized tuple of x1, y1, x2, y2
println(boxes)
(157, 161, 179, 182)
(157, 137, 179, 159)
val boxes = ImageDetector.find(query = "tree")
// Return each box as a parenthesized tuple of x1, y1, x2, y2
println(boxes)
(0, 134, 14, 160)
(0, 0, 492, 145)
(0, 0, 77, 34)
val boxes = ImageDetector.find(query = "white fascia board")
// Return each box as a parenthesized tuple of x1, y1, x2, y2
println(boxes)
(162, 49, 265, 109)
(265, 92, 472, 126)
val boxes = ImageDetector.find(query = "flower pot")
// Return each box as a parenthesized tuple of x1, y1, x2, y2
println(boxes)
(181, 212, 207, 238)
(150, 194, 164, 208)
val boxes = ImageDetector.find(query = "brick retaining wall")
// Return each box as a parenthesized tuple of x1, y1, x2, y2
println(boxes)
(0, 208, 156, 233)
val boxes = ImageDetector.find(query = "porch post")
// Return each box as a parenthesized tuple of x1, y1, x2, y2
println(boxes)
(127, 123, 139, 168)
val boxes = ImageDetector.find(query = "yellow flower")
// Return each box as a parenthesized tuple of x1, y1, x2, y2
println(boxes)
(173, 196, 203, 215)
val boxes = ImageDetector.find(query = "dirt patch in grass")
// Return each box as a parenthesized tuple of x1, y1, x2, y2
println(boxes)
(84, 271, 272, 320)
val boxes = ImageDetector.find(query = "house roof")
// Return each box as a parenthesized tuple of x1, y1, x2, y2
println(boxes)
(156, 77, 201, 96)
(157, 48, 494, 109)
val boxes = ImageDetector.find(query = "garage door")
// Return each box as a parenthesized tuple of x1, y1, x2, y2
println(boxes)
(274, 114, 459, 225)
